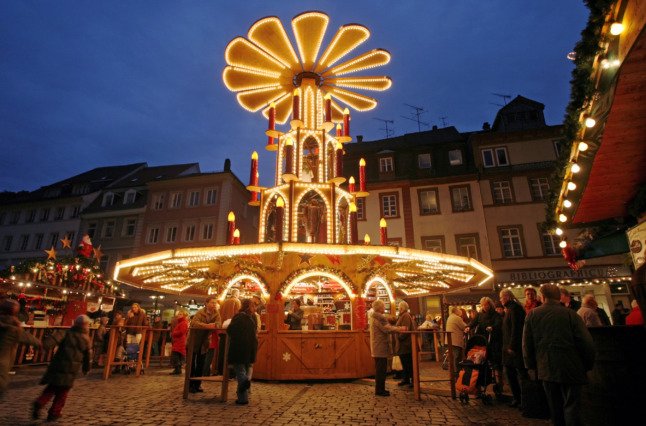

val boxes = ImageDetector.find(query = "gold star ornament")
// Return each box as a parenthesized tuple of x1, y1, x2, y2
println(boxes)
(93, 245, 104, 262)
(44, 246, 57, 260)
(60, 235, 72, 249)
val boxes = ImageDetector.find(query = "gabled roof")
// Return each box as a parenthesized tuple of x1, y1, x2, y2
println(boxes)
(112, 163, 200, 188)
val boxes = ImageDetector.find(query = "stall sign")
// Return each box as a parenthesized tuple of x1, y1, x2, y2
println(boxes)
(627, 221, 646, 268)
(496, 265, 632, 283)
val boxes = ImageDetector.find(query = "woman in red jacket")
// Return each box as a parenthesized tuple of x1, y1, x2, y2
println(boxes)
(170, 310, 188, 375)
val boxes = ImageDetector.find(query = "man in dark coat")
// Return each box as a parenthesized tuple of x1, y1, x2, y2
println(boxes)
(500, 289, 528, 408)
(559, 288, 581, 311)
(227, 299, 258, 405)
(33, 315, 91, 422)
(523, 284, 595, 426)
(189, 297, 221, 393)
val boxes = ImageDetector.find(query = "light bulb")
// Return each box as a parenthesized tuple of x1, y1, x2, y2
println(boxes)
(571, 163, 581, 173)
(559, 213, 568, 223)
(563, 199, 572, 208)
(584, 117, 596, 128)
(555, 228, 564, 236)
(559, 240, 568, 248)
(610, 22, 624, 35)
(578, 141, 589, 152)
(567, 182, 577, 191)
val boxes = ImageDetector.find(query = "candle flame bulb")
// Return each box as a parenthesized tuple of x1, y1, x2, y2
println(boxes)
(364, 234, 371, 244)
(276, 197, 285, 208)
(228, 212, 235, 222)
(251, 151, 258, 160)
(380, 218, 387, 228)
(285, 138, 293, 146)
(324, 94, 331, 100)
(359, 158, 366, 167)
(349, 202, 357, 213)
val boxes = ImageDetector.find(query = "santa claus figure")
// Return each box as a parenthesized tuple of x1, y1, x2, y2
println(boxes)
(77, 234, 93, 258)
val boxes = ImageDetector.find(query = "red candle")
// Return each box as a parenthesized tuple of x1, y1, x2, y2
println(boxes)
(324, 94, 332, 123)
(336, 123, 342, 137)
(227, 212, 236, 245)
(233, 229, 240, 245)
(250, 191, 259, 204)
(249, 151, 259, 187)
(268, 102, 276, 131)
(292, 89, 300, 121)
(359, 158, 366, 192)
(348, 176, 355, 193)
(350, 202, 358, 244)
(335, 142, 343, 178)
(379, 218, 387, 245)
(285, 138, 294, 174)
(275, 197, 285, 242)
(266, 136, 275, 150)
(343, 108, 350, 137)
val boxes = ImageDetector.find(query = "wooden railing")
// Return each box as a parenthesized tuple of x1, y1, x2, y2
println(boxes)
(13, 326, 98, 367)
(146, 327, 171, 367)
(183, 327, 229, 401)
(102, 325, 152, 380)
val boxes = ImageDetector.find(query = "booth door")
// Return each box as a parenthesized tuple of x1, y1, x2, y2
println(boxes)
(301, 337, 336, 371)
(275, 334, 303, 375)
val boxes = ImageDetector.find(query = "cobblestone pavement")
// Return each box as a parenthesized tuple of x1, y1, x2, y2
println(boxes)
(2, 367, 548, 425)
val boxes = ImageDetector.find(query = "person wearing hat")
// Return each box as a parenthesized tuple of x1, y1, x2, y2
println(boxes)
(32, 315, 91, 422)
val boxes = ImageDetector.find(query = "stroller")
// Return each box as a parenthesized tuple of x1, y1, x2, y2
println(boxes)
(124, 342, 144, 375)
(456, 332, 499, 404)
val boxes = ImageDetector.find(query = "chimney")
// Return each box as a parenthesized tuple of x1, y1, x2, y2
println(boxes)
(482, 122, 491, 131)
(224, 158, 231, 172)
(356, 135, 363, 143)
(432, 125, 438, 130)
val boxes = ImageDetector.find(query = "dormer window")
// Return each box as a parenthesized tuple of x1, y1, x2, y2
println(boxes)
(417, 153, 432, 169)
(449, 150, 463, 166)
(72, 184, 89, 195)
(102, 192, 115, 207)
(379, 156, 394, 173)
(124, 190, 137, 205)
(482, 147, 509, 167)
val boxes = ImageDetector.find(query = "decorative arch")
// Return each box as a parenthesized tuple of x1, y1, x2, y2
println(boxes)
(300, 134, 322, 182)
(280, 267, 357, 299)
(362, 276, 395, 303)
(218, 271, 269, 301)
(261, 192, 288, 242)
(293, 188, 331, 243)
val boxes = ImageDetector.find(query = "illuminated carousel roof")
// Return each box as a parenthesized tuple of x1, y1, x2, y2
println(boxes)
(222, 11, 391, 124)
(114, 243, 493, 298)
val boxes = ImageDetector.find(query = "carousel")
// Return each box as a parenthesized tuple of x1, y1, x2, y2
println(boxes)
(114, 11, 493, 380)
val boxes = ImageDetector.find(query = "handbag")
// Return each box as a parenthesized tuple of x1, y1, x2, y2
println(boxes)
(391, 355, 403, 371)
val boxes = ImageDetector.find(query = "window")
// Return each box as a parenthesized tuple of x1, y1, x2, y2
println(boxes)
(102, 192, 115, 207)
(147, 227, 160, 244)
(40, 208, 50, 221)
(421, 236, 444, 253)
(87, 222, 97, 239)
(418, 188, 440, 215)
(72, 184, 89, 195)
(553, 140, 563, 157)
(529, 177, 550, 201)
(189, 191, 200, 207)
(379, 193, 399, 218)
(55, 207, 65, 220)
(417, 153, 432, 169)
(450, 185, 472, 212)
(66, 231, 75, 246)
(71, 206, 81, 218)
(449, 150, 463, 166)
(2, 236, 12, 251)
(102, 220, 115, 238)
(124, 190, 137, 205)
(482, 147, 509, 167)
(99, 255, 109, 274)
(379, 157, 394, 173)
(49, 232, 59, 248)
(356, 198, 366, 221)
(153, 194, 165, 210)
(541, 232, 560, 256)
(165, 226, 178, 243)
(456, 234, 480, 260)
(184, 224, 196, 242)
(27, 210, 37, 223)
(123, 218, 137, 237)
(10, 211, 20, 224)
(205, 188, 217, 205)
(170, 192, 183, 209)
(500, 227, 524, 258)
(492, 180, 513, 204)
(202, 223, 214, 240)
(19, 234, 29, 251)
(34, 234, 45, 250)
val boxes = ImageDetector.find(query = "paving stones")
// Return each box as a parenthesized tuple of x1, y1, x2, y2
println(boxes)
(1, 367, 548, 425)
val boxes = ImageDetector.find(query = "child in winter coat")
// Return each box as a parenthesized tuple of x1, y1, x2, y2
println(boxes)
(32, 315, 91, 422)
(170, 310, 189, 375)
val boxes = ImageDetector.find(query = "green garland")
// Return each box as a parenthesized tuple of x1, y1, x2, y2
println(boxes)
(544, 0, 615, 231)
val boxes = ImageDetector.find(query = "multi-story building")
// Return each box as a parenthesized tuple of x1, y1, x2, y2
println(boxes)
(0, 163, 145, 269)
(79, 163, 200, 274)
(133, 163, 258, 258)
(343, 96, 629, 317)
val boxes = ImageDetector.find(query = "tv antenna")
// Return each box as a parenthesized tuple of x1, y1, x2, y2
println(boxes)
(373, 118, 394, 138)
(401, 103, 429, 132)
(439, 116, 448, 127)
(492, 93, 512, 105)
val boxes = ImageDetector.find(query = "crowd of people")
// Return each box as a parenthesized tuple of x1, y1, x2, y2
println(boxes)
(367, 284, 643, 425)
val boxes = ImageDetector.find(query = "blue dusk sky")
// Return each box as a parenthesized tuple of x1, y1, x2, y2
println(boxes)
(0, 1, 588, 191)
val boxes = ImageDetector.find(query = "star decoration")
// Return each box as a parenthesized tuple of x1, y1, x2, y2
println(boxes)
(93, 245, 104, 261)
(282, 352, 292, 362)
(60, 235, 72, 249)
(298, 253, 314, 267)
(44, 246, 57, 260)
